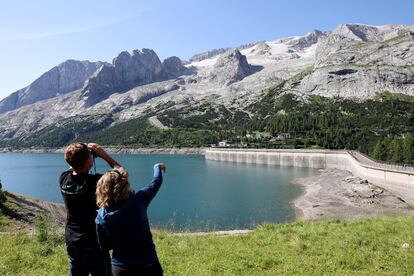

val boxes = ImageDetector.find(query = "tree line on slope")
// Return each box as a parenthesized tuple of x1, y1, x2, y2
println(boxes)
(88, 91, 413, 164)
(1, 90, 412, 165)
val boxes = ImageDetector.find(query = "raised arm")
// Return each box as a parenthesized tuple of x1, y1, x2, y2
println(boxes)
(87, 143, 123, 170)
(138, 163, 166, 207)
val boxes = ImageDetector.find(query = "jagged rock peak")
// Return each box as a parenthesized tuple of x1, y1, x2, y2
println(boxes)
(132, 48, 163, 73)
(113, 51, 132, 65)
(308, 29, 323, 35)
(161, 56, 188, 78)
(82, 48, 188, 106)
(315, 23, 414, 67)
(211, 48, 255, 85)
(251, 42, 271, 55)
(111, 48, 162, 85)
(81, 65, 117, 105)
(0, 59, 106, 113)
(288, 29, 326, 50)
(214, 48, 250, 67)
(330, 23, 414, 42)
(331, 23, 382, 42)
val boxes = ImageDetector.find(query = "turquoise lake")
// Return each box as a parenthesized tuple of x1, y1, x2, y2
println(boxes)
(0, 153, 314, 230)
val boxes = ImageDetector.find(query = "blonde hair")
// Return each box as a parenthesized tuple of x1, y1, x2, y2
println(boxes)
(96, 167, 132, 208)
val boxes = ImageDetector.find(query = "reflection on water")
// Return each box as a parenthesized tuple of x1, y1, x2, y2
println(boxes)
(0, 153, 314, 230)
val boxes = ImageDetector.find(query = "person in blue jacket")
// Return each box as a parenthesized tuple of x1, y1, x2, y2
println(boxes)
(95, 163, 166, 276)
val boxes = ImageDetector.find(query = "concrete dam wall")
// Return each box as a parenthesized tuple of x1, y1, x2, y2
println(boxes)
(205, 149, 414, 205)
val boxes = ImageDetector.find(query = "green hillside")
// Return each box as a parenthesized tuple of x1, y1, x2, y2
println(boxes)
(1, 86, 413, 164)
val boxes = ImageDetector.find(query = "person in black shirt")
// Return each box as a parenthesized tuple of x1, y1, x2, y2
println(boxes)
(60, 143, 123, 276)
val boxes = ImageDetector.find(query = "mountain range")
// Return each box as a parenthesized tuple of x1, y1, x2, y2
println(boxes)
(0, 23, 413, 146)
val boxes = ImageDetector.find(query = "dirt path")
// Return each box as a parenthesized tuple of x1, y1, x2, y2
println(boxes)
(294, 169, 414, 220)
(148, 116, 170, 130)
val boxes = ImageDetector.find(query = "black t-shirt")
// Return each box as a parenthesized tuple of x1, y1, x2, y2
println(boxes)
(59, 169, 102, 248)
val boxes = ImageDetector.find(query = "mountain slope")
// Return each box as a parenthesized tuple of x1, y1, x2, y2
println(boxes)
(0, 60, 107, 113)
(0, 23, 413, 147)
(299, 24, 414, 98)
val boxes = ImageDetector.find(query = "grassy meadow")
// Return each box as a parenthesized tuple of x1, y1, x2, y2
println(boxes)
(0, 213, 413, 275)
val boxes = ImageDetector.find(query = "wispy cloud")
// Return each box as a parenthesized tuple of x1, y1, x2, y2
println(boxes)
(0, 15, 134, 41)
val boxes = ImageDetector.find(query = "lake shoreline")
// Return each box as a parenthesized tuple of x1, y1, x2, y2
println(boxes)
(0, 147, 206, 155)
(3, 151, 305, 233)
(6, 168, 414, 235)
(2, 192, 256, 235)
(3, 149, 413, 233)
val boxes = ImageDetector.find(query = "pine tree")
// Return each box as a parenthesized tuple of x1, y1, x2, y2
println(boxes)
(402, 135, 414, 164)
(389, 139, 404, 163)
(371, 140, 388, 161)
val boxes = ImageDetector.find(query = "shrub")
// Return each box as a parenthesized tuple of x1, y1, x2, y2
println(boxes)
(35, 213, 49, 243)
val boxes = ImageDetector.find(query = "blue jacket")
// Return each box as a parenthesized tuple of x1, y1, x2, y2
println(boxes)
(95, 164, 163, 266)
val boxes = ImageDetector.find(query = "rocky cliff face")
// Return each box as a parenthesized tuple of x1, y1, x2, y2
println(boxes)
(161, 56, 190, 79)
(298, 24, 414, 98)
(0, 60, 106, 113)
(81, 49, 188, 106)
(0, 23, 413, 143)
(81, 49, 163, 106)
(210, 48, 256, 85)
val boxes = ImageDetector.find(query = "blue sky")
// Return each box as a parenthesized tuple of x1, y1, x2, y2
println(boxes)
(0, 0, 413, 99)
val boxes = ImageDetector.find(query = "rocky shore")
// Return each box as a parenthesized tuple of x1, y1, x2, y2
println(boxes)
(1, 192, 66, 232)
(294, 169, 414, 220)
(107, 147, 206, 155)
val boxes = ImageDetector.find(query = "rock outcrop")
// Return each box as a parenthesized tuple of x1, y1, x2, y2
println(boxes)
(288, 29, 326, 50)
(161, 56, 190, 79)
(210, 49, 255, 85)
(116, 49, 162, 84)
(298, 24, 414, 99)
(81, 65, 118, 105)
(0, 60, 106, 113)
(251, 42, 271, 55)
(81, 50, 187, 106)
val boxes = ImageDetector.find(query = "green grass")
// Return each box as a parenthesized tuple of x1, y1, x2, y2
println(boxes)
(374, 91, 414, 103)
(0, 216, 413, 275)
(0, 234, 68, 275)
(288, 66, 314, 88)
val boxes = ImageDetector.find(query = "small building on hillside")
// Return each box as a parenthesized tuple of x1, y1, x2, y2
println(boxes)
(255, 133, 262, 139)
(276, 133, 291, 140)
(218, 141, 230, 147)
